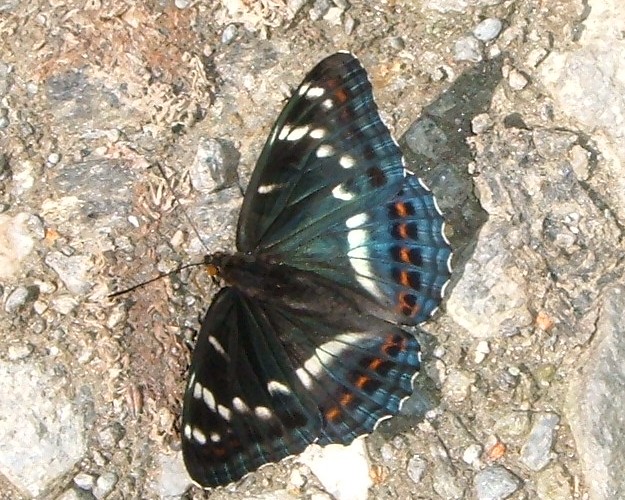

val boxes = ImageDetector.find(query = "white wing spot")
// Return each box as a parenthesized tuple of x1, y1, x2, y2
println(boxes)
(258, 183, 284, 194)
(345, 213, 368, 229)
(184, 424, 192, 439)
(203, 387, 216, 411)
(322, 98, 334, 110)
(267, 380, 291, 396)
(332, 184, 354, 201)
(193, 381, 203, 400)
(254, 406, 274, 420)
(295, 367, 313, 389)
(232, 396, 250, 413)
(339, 154, 356, 169)
(210, 432, 221, 443)
(298, 82, 311, 96)
(207, 335, 227, 357)
(347, 229, 382, 298)
(192, 427, 207, 445)
(306, 86, 325, 98)
(310, 128, 326, 139)
(316, 144, 335, 158)
(217, 404, 232, 421)
(286, 125, 310, 141)
(278, 125, 292, 140)
(188, 371, 196, 388)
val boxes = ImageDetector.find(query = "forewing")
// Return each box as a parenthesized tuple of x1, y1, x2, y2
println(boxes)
(236, 52, 405, 252)
(276, 173, 453, 325)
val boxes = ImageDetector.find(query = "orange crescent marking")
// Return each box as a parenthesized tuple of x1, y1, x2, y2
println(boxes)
(395, 202, 409, 217)
(356, 375, 370, 389)
(340, 392, 355, 407)
(335, 88, 349, 103)
(369, 358, 383, 371)
(399, 247, 411, 263)
(326, 406, 341, 422)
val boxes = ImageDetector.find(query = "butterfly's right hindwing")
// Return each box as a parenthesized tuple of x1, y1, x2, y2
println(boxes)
(182, 288, 321, 487)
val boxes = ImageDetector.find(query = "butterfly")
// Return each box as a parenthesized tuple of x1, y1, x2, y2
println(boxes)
(181, 52, 452, 488)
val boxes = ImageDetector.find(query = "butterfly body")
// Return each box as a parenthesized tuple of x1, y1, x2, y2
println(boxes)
(182, 52, 452, 488)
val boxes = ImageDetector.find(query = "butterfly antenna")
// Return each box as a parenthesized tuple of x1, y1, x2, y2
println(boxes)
(108, 262, 205, 298)
(153, 161, 212, 255)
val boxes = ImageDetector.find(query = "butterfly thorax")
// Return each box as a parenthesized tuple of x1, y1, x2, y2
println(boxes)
(204, 251, 373, 322)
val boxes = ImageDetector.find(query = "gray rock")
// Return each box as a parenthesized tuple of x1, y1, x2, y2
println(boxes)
(474, 465, 521, 500)
(152, 452, 192, 498)
(473, 18, 503, 41)
(453, 36, 483, 63)
(0, 361, 86, 496)
(520, 412, 560, 471)
(4, 285, 36, 313)
(189, 137, 239, 192)
(93, 472, 118, 499)
(566, 285, 625, 499)
(44, 251, 94, 295)
(407, 455, 427, 484)
(222, 24, 238, 44)
(74, 472, 96, 490)
(97, 423, 125, 449)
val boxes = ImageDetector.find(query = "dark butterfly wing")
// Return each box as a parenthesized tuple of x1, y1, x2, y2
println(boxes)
(236, 52, 405, 253)
(182, 288, 322, 487)
(182, 284, 420, 487)
(257, 299, 421, 445)
(235, 52, 451, 324)
(280, 173, 452, 325)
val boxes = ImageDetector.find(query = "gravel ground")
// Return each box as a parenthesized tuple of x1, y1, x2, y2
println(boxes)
(1, 0, 624, 499)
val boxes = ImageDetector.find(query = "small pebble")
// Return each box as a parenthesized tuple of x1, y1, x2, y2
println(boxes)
(51, 295, 79, 315)
(462, 443, 483, 466)
(74, 472, 96, 490)
(5, 286, 34, 313)
(93, 472, 118, 499)
(454, 36, 483, 63)
(474, 340, 491, 363)
(47, 152, 61, 165)
(406, 455, 427, 484)
(388, 36, 405, 50)
(508, 69, 528, 90)
(174, 0, 191, 7)
(471, 113, 494, 134)
(474, 465, 521, 500)
(98, 423, 126, 449)
(520, 412, 560, 471)
(7, 343, 34, 360)
(222, 24, 238, 44)
(473, 18, 503, 42)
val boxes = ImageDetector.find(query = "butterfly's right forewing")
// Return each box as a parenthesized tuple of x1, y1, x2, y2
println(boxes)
(236, 52, 405, 253)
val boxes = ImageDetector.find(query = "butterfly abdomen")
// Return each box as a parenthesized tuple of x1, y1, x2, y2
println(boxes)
(206, 252, 382, 322)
